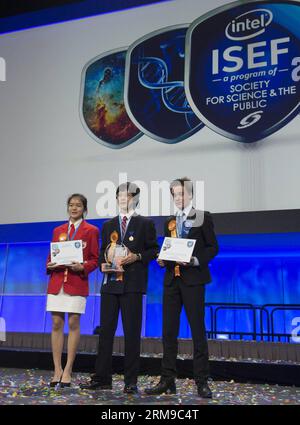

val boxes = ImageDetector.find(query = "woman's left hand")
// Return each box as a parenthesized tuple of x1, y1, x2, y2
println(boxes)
(68, 262, 84, 272)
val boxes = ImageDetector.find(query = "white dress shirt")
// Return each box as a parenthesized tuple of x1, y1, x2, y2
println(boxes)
(119, 209, 135, 238)
(176, 203, 199, 266)
(68, 218, 83, 232)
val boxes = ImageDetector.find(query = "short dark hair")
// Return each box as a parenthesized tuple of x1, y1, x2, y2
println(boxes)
(67, 193, 88, 217)
(170, 177, 193, 197)
(116, 182, 140, 207)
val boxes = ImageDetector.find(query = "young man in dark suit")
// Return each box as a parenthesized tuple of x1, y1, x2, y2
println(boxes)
(145, 177, 218, 398)
(80, 182, 159, 394)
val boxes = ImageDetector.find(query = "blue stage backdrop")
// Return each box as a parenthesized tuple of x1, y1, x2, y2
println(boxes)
(0, 223, 300, 342)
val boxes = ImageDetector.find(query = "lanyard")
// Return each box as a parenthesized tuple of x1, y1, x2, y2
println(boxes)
(68, 223, 81, 241)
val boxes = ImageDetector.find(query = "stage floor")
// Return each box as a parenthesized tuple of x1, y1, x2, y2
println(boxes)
(0, 368, 299, 405)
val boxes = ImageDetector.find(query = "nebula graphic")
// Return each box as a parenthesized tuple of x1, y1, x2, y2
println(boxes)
(81, 50, 142, 148)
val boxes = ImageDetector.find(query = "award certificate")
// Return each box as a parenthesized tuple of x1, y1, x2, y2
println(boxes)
(158, 237, 196, 263)
(50, 240, 83, 265)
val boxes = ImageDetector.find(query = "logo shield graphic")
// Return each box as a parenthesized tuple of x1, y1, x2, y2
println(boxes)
(80, 48, 142, 149)
(125, 25, 204, 144)
(185, 0, 300, 143)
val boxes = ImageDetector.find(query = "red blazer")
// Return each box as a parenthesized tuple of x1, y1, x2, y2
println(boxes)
(47, 220, 99, 296)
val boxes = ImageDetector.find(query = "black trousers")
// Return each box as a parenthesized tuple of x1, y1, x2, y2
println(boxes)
(161, 277, 209, 381)
(94, 292, 143, 385)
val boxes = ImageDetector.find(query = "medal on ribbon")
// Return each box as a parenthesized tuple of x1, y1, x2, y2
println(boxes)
(168, 219, 180, 277)
(59, 233, 68, 242)
(58, 233, 68, 281)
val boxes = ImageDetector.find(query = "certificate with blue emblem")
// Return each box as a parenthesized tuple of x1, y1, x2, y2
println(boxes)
(158, 237, 196, 263)
(51, 240, 83, 265)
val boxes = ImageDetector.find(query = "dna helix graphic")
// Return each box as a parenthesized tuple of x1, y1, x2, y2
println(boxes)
(138, 55, 193, 113)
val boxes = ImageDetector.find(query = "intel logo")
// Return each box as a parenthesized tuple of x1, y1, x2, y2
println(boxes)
(225, 9, 273, 41)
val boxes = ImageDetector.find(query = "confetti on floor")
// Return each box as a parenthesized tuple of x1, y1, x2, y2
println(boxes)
(0, 368, 299, 405)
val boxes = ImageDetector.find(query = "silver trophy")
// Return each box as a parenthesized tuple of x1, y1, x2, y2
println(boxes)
(101, 240, 128, 274)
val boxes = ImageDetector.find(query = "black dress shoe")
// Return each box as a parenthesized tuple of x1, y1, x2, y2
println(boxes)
(196, 381, 212, 398)
(144, 378, 176, 395)
(80, 380, 112, 390)
(123, 384, 138, 394)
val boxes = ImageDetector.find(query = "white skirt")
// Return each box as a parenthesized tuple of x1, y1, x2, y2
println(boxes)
(46, 287, 86, 314)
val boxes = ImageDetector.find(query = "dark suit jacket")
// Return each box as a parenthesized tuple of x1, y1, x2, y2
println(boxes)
(164, 209, 218, 286)
(100, 214, 159, 294)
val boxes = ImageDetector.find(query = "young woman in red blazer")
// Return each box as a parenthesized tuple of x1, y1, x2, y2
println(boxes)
(46, 194, 99, 387)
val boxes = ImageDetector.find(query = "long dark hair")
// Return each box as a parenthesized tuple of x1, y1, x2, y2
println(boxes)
(67, 193, 88, 218)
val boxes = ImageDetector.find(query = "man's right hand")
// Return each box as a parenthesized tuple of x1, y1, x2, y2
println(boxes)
(157, 259, 166, 268)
